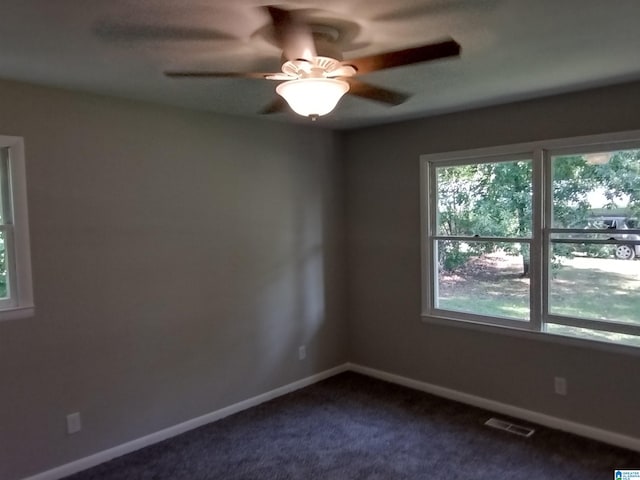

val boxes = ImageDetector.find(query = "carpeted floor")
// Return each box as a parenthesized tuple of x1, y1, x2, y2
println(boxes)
(64, 372, 639, 480)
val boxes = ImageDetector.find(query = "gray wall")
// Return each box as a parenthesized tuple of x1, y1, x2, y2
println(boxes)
(342, 80, 640, 438)
(3, 74, 640, 480)
(0, 79, 347, 480)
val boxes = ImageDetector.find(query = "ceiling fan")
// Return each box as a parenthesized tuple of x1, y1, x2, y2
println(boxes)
(163, 5, 461, 119)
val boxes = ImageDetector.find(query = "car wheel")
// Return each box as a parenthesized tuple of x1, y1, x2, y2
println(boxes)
(615, 244, 636, 260)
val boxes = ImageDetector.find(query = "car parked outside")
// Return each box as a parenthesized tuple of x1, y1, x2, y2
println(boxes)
(600, 216, 640, 260)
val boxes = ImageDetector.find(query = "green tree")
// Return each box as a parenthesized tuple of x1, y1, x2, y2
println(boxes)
(436, 151, 640, 275)
(592, 150, 640, 217)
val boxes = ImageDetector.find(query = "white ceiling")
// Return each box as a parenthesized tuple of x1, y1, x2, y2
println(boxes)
(1, 0, 639, 129)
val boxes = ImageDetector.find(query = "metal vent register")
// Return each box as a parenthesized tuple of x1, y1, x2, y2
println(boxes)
(484, 417, 535, 437)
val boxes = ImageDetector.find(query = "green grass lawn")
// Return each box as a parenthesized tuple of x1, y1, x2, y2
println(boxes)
(549, 260, 640, 324)
(437, 253, 640, 346)
(437, 254, 529, 320)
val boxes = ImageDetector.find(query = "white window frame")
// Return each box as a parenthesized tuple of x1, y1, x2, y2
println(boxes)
(420, 130, 640, 349)
(0, 135, 34, 321)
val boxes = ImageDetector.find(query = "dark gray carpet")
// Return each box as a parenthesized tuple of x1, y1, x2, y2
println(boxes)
(65, 372, 639, 479)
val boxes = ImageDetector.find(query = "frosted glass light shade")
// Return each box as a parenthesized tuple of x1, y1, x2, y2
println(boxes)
(276, 78, 349, 117)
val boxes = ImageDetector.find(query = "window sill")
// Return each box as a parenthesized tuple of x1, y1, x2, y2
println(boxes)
(0, 305, 35, 322)
(421, 313, 640, 357)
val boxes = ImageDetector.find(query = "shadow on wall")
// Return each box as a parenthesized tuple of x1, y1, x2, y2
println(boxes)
(210, 130, 343, 394)
(254, 133, 340, 384)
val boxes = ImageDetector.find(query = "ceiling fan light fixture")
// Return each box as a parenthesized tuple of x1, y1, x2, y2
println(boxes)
(276, 78, 349, 117)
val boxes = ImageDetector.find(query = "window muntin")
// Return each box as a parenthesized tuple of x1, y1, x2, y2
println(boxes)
(422, 134, 640, 349)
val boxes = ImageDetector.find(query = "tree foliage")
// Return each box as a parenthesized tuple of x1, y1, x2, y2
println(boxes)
(436, 150, 640, 274)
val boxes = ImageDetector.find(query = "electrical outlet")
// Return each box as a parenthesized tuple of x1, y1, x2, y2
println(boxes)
(66, 412, 82, 434)
(298, 345, 306, 360)
(554, 377, 567, 396)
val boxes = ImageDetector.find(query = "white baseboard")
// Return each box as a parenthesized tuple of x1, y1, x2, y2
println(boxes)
(20, 361, 640, 480)
(347, 362, 640, 453)
(22, 364, 349, 480)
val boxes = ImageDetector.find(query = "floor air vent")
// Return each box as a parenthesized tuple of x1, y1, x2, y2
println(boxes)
(484, 417, 535, 437)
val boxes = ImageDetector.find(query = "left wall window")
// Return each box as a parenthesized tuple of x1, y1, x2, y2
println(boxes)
(0, 135, 33, 320)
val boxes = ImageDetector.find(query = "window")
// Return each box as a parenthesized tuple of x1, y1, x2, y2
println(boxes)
(421, 131, 640, 349)
(0, 135, 33, 320)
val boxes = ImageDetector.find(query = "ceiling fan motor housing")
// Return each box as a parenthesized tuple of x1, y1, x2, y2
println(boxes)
(164, 5, 461, 117)
(282, 57, 351, 78)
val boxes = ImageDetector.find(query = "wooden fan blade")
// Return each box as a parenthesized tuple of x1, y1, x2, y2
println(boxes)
(94, 22, 236, 42)
(347, 79, 409, 106)
(260, 97, 289, 114)
(265, 6, 316, 61)
(164, 71, 276, 79)
(346, 39, 461, 75)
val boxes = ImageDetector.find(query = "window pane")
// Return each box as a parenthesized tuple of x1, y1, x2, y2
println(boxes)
(0, 230, 8, 299)
(549, 243, 640, 324)
(435, 160, 532, 237)
(546, 324, 640, 348)
(0, 147, 9, 225)
(551, 149, 640, 229)
(435, 241, 530, 320)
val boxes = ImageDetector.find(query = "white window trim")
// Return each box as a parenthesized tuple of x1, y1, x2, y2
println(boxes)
(420, 129, 640, 352)
(0, 135, 34, 321)
(423, 151, 538, 331)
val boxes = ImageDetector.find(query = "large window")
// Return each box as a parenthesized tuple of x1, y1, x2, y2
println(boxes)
(0, 136, 33, 320)
(421, 132, 640, 348)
